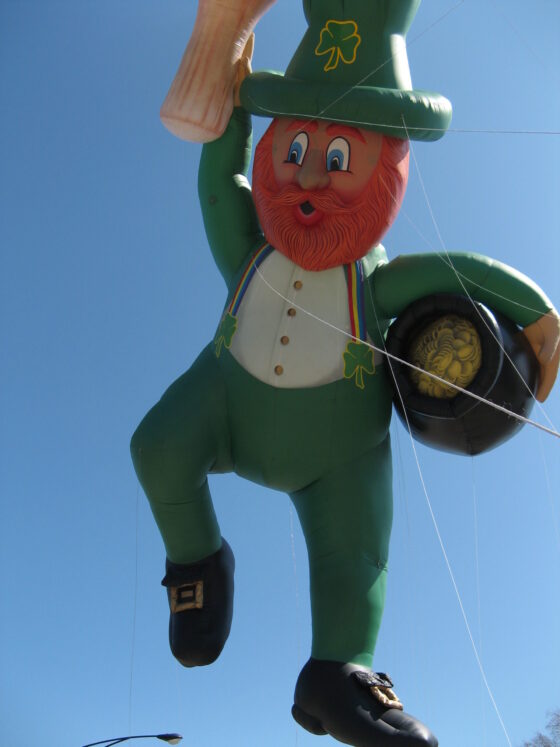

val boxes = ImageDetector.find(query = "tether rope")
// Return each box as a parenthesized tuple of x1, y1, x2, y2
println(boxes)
(471, 459, 488, 747)
(128, 485, 140, 732)
(371, 285, 514, 746)
(365, 269, 515, 743)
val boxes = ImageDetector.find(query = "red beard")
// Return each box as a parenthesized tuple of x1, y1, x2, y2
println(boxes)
(252, 122, 410, 271)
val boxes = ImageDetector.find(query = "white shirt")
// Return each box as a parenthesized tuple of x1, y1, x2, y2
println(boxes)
(229, 251, 371, 388)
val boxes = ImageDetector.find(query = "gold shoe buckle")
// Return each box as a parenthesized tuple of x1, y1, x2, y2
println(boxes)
(170, 580, 203, 612)
(370, 684, 403, 711)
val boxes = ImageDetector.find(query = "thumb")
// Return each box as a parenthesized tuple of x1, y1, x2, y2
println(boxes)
(242, 32, 255, 64)
(537, 310, 560, 362)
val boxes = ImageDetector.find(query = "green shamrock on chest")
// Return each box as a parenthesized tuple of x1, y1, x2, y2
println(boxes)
(343, 340, 375, 390)
(214, 312, 238, 358)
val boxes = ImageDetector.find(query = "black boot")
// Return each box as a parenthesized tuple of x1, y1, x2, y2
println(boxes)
(292, 659, 438, 747)
(161, 538, 235, 667)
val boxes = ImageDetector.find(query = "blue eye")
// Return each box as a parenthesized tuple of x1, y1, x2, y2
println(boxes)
(326, 137, 350, 171)
(286, 132, 309, 165)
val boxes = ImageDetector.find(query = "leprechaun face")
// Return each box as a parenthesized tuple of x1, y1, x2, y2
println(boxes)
(272, 118, 384, 210)
(252, 118, 410, 271)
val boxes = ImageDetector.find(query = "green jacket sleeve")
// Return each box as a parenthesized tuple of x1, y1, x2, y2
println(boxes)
(198, 108, 263, 288)
(371, 252, 554, 327)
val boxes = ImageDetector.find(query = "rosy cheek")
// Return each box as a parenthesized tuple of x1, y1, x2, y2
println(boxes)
(271, 156, 284, 183)
(329, 180, 364, 204)
(276, 159, 303, 185)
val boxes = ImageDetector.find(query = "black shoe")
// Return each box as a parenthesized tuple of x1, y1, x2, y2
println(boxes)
(292, 659, 438, 746)
(161, 538, 235, 667)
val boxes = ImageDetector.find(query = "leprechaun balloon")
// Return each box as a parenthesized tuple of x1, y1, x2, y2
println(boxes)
(131, 1, 560, 745)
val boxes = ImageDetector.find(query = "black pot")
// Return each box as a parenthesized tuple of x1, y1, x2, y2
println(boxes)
(384, 294, 539, 455)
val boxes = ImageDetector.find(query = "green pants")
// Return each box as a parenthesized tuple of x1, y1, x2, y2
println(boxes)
(131, 344, 394, 667)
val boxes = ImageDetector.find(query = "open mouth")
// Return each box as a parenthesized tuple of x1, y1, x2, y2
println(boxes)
(295, 200, 324, 226)
(300, 200, 314, 215)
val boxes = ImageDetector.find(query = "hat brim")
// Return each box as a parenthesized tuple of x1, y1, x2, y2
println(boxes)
(240, 71, 452, 141)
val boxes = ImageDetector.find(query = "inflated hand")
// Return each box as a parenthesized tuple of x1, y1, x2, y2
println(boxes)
(523, 308, 560, 401)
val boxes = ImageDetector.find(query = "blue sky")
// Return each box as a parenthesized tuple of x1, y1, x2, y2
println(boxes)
(1, 1, 559, 746)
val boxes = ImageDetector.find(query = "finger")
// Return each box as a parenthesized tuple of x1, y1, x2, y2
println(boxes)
(538, 314, 560, 362)
(243, 32, 255, 62)
(240, 56, 252, 77)
(536, 347, 560, 402)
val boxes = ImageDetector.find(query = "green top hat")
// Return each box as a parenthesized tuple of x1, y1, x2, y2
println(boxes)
(240, 0, 452, 141)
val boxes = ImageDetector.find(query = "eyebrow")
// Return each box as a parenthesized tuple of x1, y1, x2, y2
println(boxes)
(287, 119, 319, 133)
(326, 124, 366, 143)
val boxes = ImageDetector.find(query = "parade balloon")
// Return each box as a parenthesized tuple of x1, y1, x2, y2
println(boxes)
(132, 1, 560, 746)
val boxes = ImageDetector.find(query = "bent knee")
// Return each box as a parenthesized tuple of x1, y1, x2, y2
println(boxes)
(130, 410, 163, 491)
(130, 404, 215, 503)
(130, 409, 158, 470)
(129, 402, 186, 493)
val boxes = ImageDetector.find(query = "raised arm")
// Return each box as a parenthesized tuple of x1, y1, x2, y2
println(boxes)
(197, 36, 262, 287)
(371, 251, 560, 401)
(198, 107, 262, 287)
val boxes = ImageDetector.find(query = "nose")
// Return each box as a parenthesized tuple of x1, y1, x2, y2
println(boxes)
(297, 149, 330, 191)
